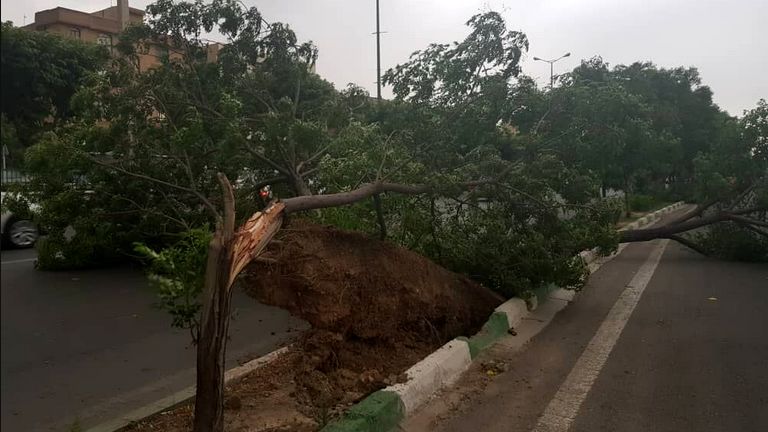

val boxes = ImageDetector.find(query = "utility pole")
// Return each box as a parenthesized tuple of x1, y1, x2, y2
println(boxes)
(375, 0, 382, 100)
(372, 0, 386, 240)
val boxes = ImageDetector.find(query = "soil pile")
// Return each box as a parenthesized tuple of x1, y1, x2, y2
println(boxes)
(124, 221, 504, 431)
(241, 221, 503, 412)
(243, 221, 502, 341)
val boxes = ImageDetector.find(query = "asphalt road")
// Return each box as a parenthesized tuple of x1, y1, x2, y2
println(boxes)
(405, 210, 768, 432)
(1, 248, 307, 432)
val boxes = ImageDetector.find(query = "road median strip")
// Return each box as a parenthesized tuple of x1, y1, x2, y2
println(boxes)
(321, 201, 685, 432)
(90, 201, 685, 432)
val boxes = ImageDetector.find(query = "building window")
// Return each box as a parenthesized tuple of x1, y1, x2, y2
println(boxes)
(97, 34, 112, 47)
(69, 28, 81, 39)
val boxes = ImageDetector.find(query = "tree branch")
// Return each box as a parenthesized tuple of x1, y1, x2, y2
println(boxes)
(252, 176, 288, 191)
(620, 206, 768, 243)
(728, 184, 756, 210)
(668, 198, 717, 226)
(217, 173, 235, 245)
(729, 214, 768, 228)
(282, 165, 516, 214)
(666, 234, 709, 256)
(244, 145, 291, 177)
(85, 153, 220, 219)
(733, 219, 768, 239)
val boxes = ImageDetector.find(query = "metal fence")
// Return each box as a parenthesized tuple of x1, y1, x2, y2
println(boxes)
(1, 169, 32, 189)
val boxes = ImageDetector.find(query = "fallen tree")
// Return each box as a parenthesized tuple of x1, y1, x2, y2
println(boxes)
(20, 1, 766, 430)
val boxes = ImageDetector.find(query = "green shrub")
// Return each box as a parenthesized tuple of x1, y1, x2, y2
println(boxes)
(35, 222, 123, 270)
(134, 228, 212, 340)
(628, 194, 657, 212)
(694, 223, 768, 262)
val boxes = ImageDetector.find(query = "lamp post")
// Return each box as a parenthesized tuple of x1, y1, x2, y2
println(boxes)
(533, 52, 571, 88)
(375, 0, 382, 100)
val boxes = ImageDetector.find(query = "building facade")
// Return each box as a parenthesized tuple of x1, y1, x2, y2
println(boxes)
(23, 0, 171, 72)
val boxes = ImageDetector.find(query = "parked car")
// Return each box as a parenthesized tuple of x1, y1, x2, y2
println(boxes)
(1, 191, 39, 248)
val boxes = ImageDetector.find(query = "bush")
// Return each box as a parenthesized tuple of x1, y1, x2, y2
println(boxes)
(36, 222, 123, 270)
(695, 223, 768, 262)
(134, 228, 211, 339)
(628, 194, 657, 212)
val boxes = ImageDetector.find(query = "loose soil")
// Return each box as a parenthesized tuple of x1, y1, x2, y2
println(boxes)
(123, 221, 503, 431)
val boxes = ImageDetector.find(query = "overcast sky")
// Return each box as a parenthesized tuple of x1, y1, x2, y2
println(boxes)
(2, 0, 766, 116)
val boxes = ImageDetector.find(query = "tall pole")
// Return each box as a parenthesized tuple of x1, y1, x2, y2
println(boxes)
(550, 62, 554, 88)
(375, 0, 382, 100)
(533, 52, 571, 90)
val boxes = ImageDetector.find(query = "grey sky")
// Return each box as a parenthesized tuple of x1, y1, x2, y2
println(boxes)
(2, 0, 766, 116)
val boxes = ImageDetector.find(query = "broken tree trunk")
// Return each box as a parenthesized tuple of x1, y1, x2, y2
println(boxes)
(192, 175, 285, 432)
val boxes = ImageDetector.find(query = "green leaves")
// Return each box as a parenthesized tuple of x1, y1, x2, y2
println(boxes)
(134, 229, 212, 337)
(383, 12, 528, 107)
(1, 22, 108, 146)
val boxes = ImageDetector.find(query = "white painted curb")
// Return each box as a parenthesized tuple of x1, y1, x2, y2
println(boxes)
(494, 298, 528, 328)
(387, 339, 472, 413)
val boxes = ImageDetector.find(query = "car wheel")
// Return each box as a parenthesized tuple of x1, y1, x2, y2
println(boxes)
(5, 218, 39, 248)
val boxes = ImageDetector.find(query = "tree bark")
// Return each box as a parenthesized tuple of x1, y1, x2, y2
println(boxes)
(193, 174, 236, 432)
(619, 206, 768, 243)
(292, 173, 313, 197)
(373, 193, 387, 240)
(193, 192, 284, 432)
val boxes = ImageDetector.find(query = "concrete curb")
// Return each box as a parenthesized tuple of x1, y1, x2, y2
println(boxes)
(321, 201, 686, 432)
(85, 346, 292, 432)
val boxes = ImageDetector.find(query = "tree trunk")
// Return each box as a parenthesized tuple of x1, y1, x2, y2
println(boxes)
(192, 232, 234, 432)
(373, 193, 387, 240)
(192, 190, 285, 432)
(623, 179, 631, 218)
(193, 175, 236, 432)
(292, 174, 313, 197)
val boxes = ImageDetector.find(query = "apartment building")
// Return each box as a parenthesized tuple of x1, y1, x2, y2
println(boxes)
(22, 0, 222, 71)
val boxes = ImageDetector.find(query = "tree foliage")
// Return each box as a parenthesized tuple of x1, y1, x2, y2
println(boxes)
(16, 4, 766, 429)
(0, 22, 109, 148)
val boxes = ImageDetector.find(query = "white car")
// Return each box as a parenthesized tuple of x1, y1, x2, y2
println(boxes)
(1, 191, 40, 248)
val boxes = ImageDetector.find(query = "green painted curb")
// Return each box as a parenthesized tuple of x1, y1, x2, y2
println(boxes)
(461, 311, 510, 358)
(321, 390, 405, 432)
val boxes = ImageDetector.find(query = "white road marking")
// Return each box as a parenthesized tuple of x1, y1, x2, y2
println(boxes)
(1, 258, 37, 265)
(532, 239, 670, 432)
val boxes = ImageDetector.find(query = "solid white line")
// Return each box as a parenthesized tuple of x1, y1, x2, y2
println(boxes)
(532, 239, 670, 432)
(0, 258, 37, 265)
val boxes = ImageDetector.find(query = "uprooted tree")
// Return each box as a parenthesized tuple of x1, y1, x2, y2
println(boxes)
(19, 1, 766, 430)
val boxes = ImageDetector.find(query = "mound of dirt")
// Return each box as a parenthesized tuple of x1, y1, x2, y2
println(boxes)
(125, 221, 504, 431)
(241, 221, 503, 414)
(243, 221, 502, 342)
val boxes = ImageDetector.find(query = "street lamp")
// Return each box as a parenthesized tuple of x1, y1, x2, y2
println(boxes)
(533, 52, 571, 88)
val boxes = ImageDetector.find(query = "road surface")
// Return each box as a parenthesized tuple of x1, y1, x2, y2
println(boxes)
(1, 248, 306, 432)
(404, 209, 768, 432)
